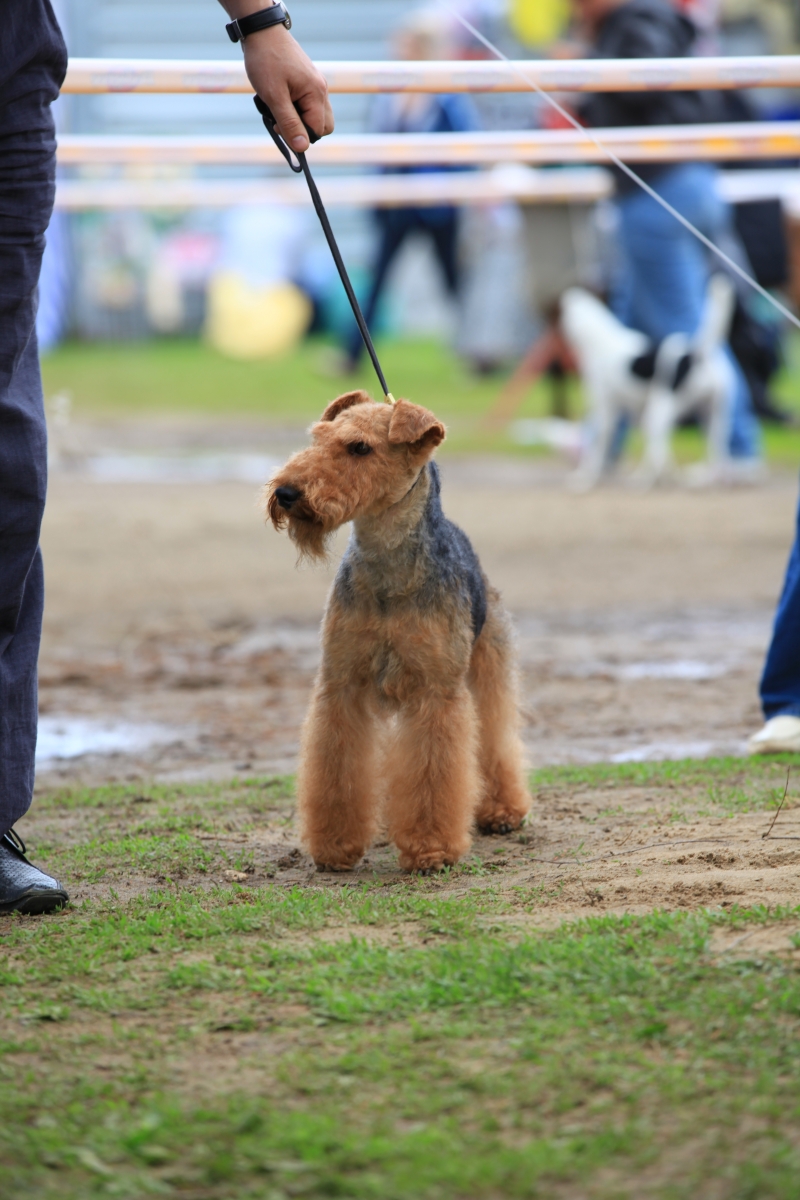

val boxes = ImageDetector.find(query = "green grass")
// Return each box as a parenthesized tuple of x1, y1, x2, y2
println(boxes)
(3, 893, 800, 1198)
(41, 336, 518, 434)
(41, 333, 800, 462)
(531, 755, 796, 803)
(4, 759, 800, 1197)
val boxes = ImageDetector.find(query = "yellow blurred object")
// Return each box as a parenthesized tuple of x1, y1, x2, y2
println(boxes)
(509, 0, 570, 47)
(205, 271, 312, 359)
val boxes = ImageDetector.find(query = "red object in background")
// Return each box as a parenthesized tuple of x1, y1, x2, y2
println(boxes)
(541, 102, 583, 130)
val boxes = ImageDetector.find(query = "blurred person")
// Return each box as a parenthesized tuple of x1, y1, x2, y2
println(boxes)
(570, 0, 762, 464)
(672, 0, 721, 55)
(341, 10, 480, 371)
(0, 0, 332, 914)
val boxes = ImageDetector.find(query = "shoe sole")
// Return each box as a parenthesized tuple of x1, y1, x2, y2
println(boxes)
(748, 740, 800, 756)
(0, 889, 69, 916)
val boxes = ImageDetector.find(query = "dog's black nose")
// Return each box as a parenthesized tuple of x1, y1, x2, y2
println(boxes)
(275, 485, 301, 510)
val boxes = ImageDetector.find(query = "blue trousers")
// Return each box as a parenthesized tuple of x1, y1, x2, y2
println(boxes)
(345, 206, 460, 364)
(614, 163, 761, 460)
(0, 64, 62, 835)
(761, 482, 800, 719)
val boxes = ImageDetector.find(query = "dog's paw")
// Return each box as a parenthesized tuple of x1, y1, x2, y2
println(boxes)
(314, 859, 358, 873)
(398, 849, 457, 874)
(477, 811, 525, 836)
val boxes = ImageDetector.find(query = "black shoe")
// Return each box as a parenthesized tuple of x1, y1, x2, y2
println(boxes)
(0, 829, 69, 915)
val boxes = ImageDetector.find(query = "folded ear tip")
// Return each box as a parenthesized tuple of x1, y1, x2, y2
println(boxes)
(321, 389, 373, 422)
(386, 398, 446, 447)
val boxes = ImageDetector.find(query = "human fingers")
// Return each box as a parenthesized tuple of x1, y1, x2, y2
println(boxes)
(321, 94, 335, 137)
(270, 91, 313, 151)
(291, 75, 333, 143)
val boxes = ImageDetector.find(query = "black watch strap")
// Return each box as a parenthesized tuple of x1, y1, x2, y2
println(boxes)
(226, 3, 291, 42)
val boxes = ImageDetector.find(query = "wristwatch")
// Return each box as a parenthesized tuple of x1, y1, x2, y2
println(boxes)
(226, 2, 291, 42)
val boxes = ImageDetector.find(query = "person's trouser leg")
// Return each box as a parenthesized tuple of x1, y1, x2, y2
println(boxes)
(345, 209, 414, 365)
(0, 86, 57, 836)
(760, 481, 800, 719)
(426, 210, 460, 296)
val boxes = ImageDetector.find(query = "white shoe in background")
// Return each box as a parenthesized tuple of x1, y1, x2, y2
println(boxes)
(748, 714, 800, 755)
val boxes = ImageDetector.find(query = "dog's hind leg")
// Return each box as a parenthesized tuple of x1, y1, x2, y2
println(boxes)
(384, 685, 480, 873)
(705, 364, 733, 471)
(636, 386, 675, 487)
(469, 592, 531, 834)
(570, 394, 614, 490)
(298, 679, 380, 871)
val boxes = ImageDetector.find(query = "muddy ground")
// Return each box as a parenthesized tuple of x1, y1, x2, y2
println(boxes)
(38, 423, 798, 778)
(24, 761, 800, 925)
(27, 417, 800, 914)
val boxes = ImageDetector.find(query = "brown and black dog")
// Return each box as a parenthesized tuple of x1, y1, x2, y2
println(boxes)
(266, 390, 530, 873)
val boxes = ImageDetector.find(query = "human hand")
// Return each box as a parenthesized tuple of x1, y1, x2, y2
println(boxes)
(219, 1, 334, 151)
(243, 25, 334, 151)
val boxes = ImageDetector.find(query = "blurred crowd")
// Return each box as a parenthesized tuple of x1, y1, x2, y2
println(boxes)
(40, 0, 800, 453)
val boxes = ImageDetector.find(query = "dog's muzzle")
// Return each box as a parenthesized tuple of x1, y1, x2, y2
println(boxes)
(275, 485, 302, 511)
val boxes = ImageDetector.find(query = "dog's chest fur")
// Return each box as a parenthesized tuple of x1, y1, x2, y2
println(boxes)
(327, 462, 487, 701)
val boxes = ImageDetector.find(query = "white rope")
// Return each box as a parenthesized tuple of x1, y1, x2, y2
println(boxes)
(446, 6, 800, 332)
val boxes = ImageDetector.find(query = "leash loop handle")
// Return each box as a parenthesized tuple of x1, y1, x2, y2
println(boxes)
(254, 93, 317, 172)
(253, 96, 394, 403)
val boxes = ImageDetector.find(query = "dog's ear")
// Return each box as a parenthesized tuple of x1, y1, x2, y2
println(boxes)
(320, 390, 372, 423)
(388, 399, 446, 452)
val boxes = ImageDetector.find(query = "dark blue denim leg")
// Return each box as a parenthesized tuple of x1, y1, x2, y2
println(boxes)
(760, 481, 800, 719)
(345, 208, 415, 364)
(0, 86, 57, 836)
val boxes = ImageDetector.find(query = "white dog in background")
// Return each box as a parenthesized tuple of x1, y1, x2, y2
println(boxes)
(560, 275, 737, 489)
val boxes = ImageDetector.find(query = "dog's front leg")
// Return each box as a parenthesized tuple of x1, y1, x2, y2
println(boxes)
(384, 686, 480, 873)
(298, 679, 379, 871)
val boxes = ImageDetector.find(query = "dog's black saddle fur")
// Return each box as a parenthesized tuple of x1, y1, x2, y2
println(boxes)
(422, 462, 487, 640)
(630, 345, 694, 391)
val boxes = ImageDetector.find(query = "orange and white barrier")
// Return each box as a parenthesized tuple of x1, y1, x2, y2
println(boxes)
(53, 166, 800, 211)
(57, 122, 800, 168)
(62, 55, 800, 95)
(54, 167, 613, 210)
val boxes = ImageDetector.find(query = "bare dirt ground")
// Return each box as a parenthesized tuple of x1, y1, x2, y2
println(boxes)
(38, 427, 797, 780)
(25, 761, 800, 925)
(29, 418, 800, 916)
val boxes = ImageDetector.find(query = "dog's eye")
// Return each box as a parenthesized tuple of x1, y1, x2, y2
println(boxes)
(348, 442, 373, 457)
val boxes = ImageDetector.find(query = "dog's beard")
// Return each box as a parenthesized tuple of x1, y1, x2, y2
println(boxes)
(265, 488, 335, 563)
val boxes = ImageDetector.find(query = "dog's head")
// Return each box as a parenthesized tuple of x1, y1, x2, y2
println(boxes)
(264, 391, 446, 561)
